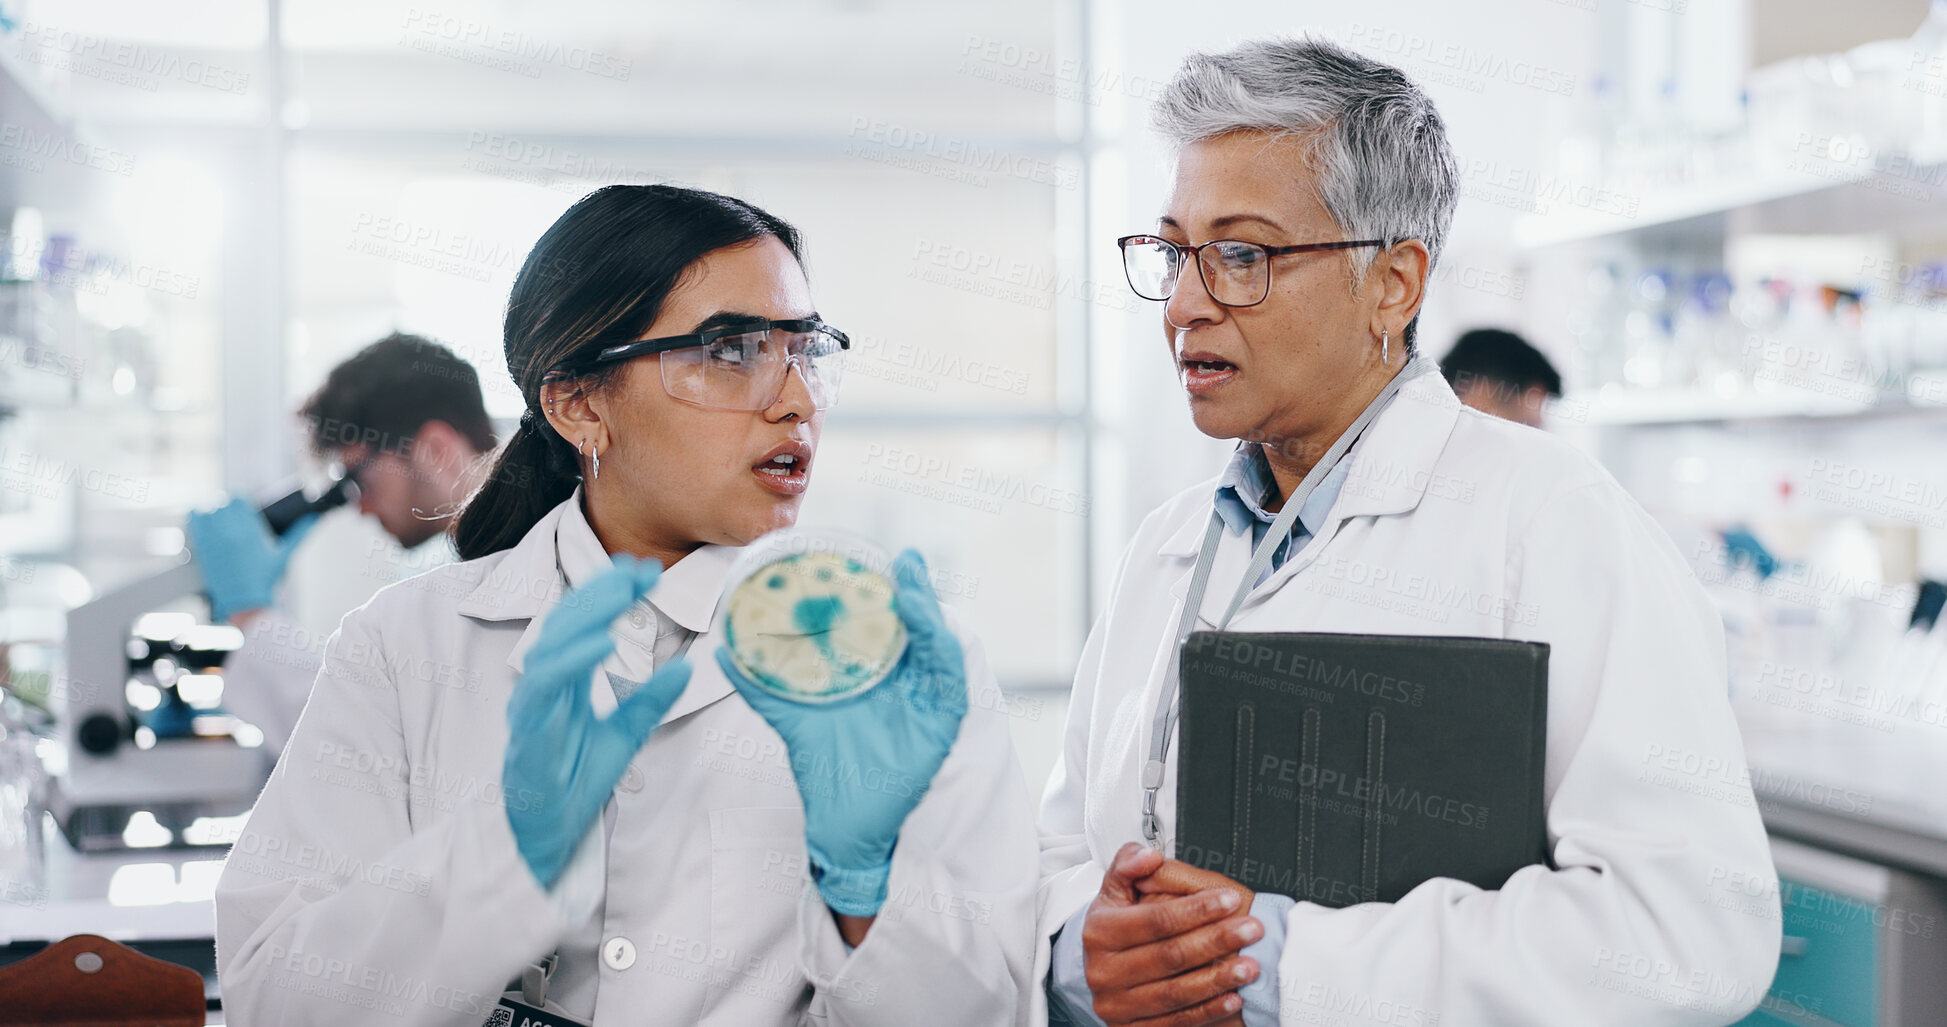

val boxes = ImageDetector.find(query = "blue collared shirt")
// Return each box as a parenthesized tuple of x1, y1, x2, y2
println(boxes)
(1213, 441, 1353, 587)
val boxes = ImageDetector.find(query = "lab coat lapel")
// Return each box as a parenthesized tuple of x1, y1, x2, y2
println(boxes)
(1163, 371, 1465, 623)
(646, 544, 738, 726)
(1242, 370, 1463, 603)
(1162, 523, 1255, 630)
(450, 497, 734, 725)
(658, 624, 734, 725)
(1157, 475, 1225, 616)
(448, 500, 570, 675)
(1157, 485, 1220, 558)
(1331, 369, 1465, 518)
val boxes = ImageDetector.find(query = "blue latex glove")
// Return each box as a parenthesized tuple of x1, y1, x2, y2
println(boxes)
(1721, 525, 1778, 580)
(185, 498, 318, 622)
(714, 549, 968, 917)
(504, 555, 694, 890)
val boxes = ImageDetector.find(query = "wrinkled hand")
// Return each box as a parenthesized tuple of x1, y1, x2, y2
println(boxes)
(1083, 843, 1262, 1027)
(185, 498, 317, 622)
(1134, 859, 1255, 913)
(716, 549, 967, 917)
(1131, 860, 1258, 1027)
(504, 556, 693, 889)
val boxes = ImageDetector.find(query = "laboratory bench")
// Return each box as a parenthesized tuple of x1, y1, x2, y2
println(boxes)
(1737, 708, 1947, 1026)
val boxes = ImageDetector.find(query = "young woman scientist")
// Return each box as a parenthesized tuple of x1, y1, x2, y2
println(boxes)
(215, 185, 1039, 1026)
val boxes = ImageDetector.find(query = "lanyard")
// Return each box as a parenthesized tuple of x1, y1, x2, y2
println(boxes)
(1140, 358, 1430, 846)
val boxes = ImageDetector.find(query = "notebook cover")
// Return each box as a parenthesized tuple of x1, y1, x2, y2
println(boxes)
(1175, 631, 1550, 908)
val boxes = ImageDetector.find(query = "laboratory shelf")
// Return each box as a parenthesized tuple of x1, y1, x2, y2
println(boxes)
(1565, 387, 1885, 426)
(0, 39, 74, 142)
(0, 39, 95, 213)
(1515, 142, 1947, 250)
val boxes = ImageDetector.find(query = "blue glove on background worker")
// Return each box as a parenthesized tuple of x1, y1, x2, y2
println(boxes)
(715, 549, 968, 917)
(184, 497, 318, 622)
(503, 556, 694, 889)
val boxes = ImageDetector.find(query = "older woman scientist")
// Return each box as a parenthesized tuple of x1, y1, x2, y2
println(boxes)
(1037, 38, 1781, 1027)
(215, 185, 1039, 1025)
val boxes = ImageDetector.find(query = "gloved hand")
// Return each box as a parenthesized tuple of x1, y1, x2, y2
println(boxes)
(185, 498, 318, 622)
(504, 555, 694, 890)
(715, 549, 967, 917)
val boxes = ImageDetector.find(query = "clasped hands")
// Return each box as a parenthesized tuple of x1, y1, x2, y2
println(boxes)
(1081, 842, 1265, 1027)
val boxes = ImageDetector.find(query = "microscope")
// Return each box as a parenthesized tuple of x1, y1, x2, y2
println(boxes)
(47, 479, 355, 851)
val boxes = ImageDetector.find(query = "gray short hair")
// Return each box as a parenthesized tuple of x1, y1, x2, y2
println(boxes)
(1153, 36, 1459, 349)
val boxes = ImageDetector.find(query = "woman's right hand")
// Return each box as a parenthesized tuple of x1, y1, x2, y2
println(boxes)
(713, 549, 968, 919)
(502, 555, 693, 889)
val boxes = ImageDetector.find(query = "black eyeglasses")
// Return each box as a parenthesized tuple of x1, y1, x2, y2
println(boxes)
(552, 318, 852, 412)
(331, 451, 379, 490)
(1117, 235, 1387, 307)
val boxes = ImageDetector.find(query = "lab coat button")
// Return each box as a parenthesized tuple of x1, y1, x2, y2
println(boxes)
(603, 937, 635, 970)
(629, 610, 647, 629)
(620, 764, 645, 793)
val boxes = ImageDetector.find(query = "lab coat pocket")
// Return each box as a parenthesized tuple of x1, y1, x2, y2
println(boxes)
(707, 806, 808, 1007)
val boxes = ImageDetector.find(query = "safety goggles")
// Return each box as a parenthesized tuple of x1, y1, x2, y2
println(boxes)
(1117, 234, 1385, 308)
(555, 318, 850, 412)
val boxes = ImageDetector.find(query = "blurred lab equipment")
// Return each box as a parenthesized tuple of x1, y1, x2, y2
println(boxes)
(46, 474, 354, 851)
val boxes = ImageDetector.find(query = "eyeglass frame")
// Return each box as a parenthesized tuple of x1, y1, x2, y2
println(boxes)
(544, 317, 852, 410)
(566, 317, 850, 369)
(326, 450, 380, 490)
(1116, 234, 1389, 308)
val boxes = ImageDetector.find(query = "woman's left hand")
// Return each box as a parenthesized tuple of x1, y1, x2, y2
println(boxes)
(504, 556, 693, 889)
(715, 549, 967, 918)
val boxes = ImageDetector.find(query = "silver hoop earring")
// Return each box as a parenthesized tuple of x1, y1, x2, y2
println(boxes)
(592, 444, 600, 481)
(1381, 330, 1390, 365)
(577, 438, 597, 482)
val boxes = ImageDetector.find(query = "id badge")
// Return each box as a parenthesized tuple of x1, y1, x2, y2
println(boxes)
(484, 993, 593, 1027)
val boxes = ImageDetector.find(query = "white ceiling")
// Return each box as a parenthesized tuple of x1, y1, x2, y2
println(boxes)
(22, 0, 1071, 139)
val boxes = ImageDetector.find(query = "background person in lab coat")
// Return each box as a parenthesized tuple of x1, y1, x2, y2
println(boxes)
(187, 334, 494, 755)
(215, 184, 1039, 1026)
(1437, 327, 1563, 429)
(1038, 38, 1781, 1027)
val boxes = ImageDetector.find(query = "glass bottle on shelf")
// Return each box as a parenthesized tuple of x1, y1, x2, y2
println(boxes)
(1680, 273, 1741, 397)
(1622, 268, 1677, 390)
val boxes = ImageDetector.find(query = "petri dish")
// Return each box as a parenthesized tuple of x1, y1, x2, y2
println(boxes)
(721, 530, 907, 703)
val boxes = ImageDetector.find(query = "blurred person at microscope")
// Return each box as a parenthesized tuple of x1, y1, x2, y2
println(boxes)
(185, 334, 495, 755)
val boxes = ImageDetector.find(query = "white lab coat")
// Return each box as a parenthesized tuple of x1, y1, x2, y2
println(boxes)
(215, 496, 1040, 1026)
(1037, 371, 1782, 1026)
(219, 511, 457, 758)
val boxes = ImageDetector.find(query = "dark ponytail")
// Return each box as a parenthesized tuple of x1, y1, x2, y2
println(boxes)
(454, 184, 803, 560)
